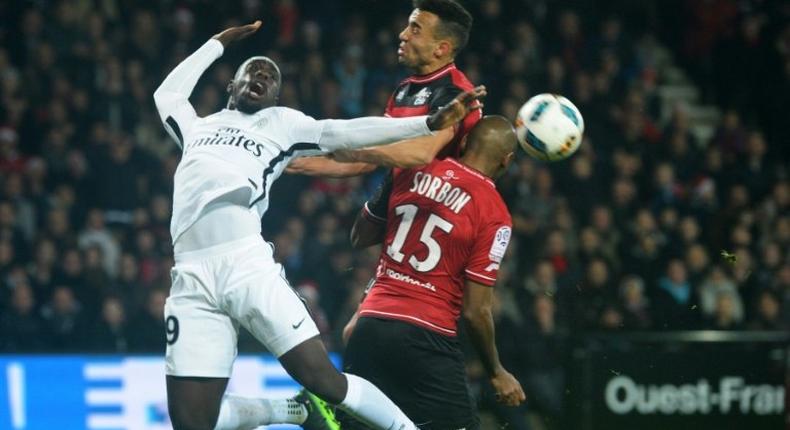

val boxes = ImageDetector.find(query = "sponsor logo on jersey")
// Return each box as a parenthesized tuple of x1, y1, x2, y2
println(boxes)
(185, 127, 266, 158)
(485, 262, 500, 272)
(413, 87, 432, 105)
(385, 268, 436, 292)
(489, 226, 511, 263)
(442, 169, 457, 181)
(395, 88, 407, 102)
(409, 171, 472, 214)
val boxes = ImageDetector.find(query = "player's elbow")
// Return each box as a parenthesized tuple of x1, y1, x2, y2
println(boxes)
(349, 223, 370, 249)
(152, 86, 176, 113)
(463, 308, 485, 325)
(152, 88, 167, 113)
(349, 231, 362, 249)
(349, 230, 375, 249)
(153, 86, 165, 104)
(463, 305, 491, 324)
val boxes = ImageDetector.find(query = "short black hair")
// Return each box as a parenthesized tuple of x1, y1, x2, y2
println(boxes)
(413, 0, 473, 54)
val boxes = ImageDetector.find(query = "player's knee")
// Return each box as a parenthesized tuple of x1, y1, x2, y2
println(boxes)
(169, 404, 218, 430)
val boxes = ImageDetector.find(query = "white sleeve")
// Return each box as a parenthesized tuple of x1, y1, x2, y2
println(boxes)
(281, 109, 434, 153)
(153, 39, 224, 148)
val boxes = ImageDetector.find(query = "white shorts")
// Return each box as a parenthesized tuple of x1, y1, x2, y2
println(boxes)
(165, 235, 319, 377)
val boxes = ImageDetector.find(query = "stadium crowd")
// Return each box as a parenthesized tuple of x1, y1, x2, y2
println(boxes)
(0, 0, 788, 425)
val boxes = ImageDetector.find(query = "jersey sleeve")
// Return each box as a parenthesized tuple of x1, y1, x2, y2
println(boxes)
(362, 170, 394, 224)
(465, 210, 512, 287)
(153, 39, 224, 148)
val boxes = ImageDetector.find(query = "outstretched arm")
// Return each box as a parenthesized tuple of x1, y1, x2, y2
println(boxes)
(333, 128, 455, 168)
(287, 128, 454, 176)
(153, 21, 261, 147)
(313, 86, 485, 152)
(286, 157, 376, 178)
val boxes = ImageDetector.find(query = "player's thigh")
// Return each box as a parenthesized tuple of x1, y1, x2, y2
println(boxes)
(165, 264, 239, 378)
(400, 326, 479, 429)
(343, 317, 413, 392)
(222, 262, 319, 358)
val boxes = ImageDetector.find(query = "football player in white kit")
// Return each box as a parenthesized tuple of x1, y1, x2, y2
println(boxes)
(153, 21, 485, 430)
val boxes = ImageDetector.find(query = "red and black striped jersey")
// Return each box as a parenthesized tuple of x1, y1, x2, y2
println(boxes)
(385, 63, 482, 159)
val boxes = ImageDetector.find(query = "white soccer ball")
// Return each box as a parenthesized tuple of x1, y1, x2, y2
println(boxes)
(514, 93, 584, 162)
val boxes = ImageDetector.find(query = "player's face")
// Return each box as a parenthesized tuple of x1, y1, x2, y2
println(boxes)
(231, 59, 281, 114)
(398, 9, 442, 70)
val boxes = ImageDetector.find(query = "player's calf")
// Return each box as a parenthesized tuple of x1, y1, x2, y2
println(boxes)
(279, 336, 349, 404)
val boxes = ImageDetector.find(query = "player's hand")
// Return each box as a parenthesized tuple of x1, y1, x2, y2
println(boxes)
(212, 21, 262, 47)
(425, 85, 486, 131)
(490, 369, 526, 406)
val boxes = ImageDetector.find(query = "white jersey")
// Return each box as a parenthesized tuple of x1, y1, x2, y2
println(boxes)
(154, 39, 434, 244)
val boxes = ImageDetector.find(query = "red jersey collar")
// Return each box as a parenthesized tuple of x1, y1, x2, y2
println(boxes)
(446, 158, 495, 188)
(405, 62, 456, 84)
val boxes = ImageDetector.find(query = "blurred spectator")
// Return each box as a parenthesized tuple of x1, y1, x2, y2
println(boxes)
(748, 290, 785, 331)
(0, 284, 45, 351)
(704, 291, 744, 330)
(522, 295, 567, 428)
(40, 285, 87, 351)
(90, 296, 129, 352)
(684, 244, 710, 287)
(619, 275, 652, 330)
(128, 289, 166, 353)
(570, 258, 614, 330)
(77, 208, 120, 277)
(652, 260, 699, 329)
(698, 266, 742, 322)
(522, 259, 557, 298)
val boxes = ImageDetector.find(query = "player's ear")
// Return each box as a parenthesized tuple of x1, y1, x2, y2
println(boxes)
(503, 151, 515, 169)
(435, 40, 453, 59)
(226, 82, 236, 108)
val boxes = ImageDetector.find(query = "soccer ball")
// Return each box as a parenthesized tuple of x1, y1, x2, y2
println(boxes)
(514, 94, 584, 161)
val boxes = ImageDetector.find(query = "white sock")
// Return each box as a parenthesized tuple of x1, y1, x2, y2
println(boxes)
(214, 395, 307, 430)
(338, 373, 418, 430)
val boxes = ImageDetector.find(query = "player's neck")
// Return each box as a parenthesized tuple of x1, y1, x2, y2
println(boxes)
(413, 58, 454, 76)
(458, 154, 497, 179)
